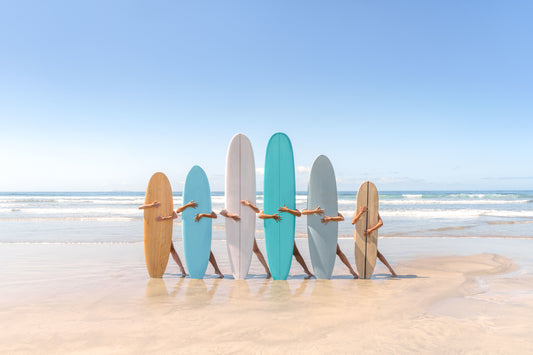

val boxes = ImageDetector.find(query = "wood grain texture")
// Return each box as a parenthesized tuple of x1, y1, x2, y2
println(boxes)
(354, 181, 379, 279)
(307, 155, 338, 279)
(225, 133, 256, 279)
(143, 172, 173, 278)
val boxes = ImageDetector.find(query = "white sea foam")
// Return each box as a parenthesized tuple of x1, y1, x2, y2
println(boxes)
(3, 207, 140, 216)
(378, 209, 533, 219)
(380, 199, 530, 206)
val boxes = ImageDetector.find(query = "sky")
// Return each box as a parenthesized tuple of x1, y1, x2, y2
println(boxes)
(1, 1, 532, 192)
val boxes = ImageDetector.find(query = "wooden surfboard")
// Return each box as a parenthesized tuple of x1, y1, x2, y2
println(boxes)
(182, 166, 212, 279)
(307, 155, 338, 279)
(143, 172, 173, 278)
(354, 181, 379, 279)
(264, 132, 295, 280)
(225, 133, 256, 279)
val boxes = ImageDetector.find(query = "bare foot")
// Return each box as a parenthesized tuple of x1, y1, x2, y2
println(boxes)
(217, 272, 224, 279)
(266, 273, 271, 279)
(352, 273, 359, 279)
(304, 273, 314, 279)
(180, 272, 187, 278)
(391, 272, 398, 278)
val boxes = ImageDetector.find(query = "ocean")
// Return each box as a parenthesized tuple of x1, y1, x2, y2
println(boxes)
(1, 191, 532, 244)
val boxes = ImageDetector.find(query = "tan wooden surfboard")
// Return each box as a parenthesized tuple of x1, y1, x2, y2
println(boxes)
(354, 181, 379, 279)
(143, 172, 174, 278)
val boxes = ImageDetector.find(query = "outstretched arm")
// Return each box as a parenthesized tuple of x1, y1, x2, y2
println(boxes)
(176, 200, 198, 214)
(195, 211, 218, 222)
(258, 210, 281, 222)
(351, 206, 368, 224)
(220, 209, 240, 222)
(301, 206, 325, 216)
(241, 200, 260, 213)
(321, 213, 344, 225)
(155, 210, 178, 221)
(278, 205, 301, 217)
(365, 214, 383, 236)
(138, 201, 160, 209)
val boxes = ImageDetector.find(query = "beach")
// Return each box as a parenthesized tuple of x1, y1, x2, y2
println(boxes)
(1, 192, 533, 353)
(1, 236, 532, 354)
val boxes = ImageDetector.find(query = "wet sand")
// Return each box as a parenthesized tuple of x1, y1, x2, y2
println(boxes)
(1, 238, 532, 354)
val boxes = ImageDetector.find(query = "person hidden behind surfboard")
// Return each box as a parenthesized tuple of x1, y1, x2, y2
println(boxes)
(139, 200, 224, 278)
(351, 206, 397, 278)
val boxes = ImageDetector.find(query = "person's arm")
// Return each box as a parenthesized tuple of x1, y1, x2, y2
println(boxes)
(365, 214, 383, 236)
(278, 205, 301, 217)
(258, 210, 281, 222)
(301, 206, 325, 216)
(176, 200, 198, 214)
(155, 210, 178, 221)
(220, 209, 240, 222)
(351, 206, 368, 224)
(138, 201, 160, 209)
(240, 200, 260, 213)
(321, 212, 344, 225)
(194, 211, 218, 222)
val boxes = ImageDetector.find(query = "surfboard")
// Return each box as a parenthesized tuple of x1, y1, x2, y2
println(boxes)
(264, 132, 295, 280)
(182, 166, 212, 279)
(307, 155, 338, 279)
(354, 181, 379, 279)
(225, 133, 256, 279)
(143, 172, 173, 278)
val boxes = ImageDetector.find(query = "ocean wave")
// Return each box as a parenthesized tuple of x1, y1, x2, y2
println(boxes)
(378, 199, 530, 206)
(402, 194, 422, 199)
(379, 209, 533, 219)
(0, 217, 140, 222)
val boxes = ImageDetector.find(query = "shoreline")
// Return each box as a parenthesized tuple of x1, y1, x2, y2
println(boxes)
(1, 237, 532, 353)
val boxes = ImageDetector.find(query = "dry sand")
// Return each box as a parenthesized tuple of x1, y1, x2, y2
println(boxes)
(1, 238, 532, 354)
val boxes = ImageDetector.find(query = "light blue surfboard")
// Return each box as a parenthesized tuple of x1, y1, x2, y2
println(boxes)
(264, 132, 295, 280)
(182, 166, 212, 279)
(307, 155, 338, 279)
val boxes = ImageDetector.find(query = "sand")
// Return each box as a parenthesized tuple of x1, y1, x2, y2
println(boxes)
(1, 237, 532, 354)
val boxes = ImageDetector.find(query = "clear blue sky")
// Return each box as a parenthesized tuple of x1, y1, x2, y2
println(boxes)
(1, 1, 532, 191)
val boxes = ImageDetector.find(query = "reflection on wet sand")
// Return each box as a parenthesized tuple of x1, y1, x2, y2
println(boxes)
(145, 278, 168, 298)
(184, 279, 221, 306)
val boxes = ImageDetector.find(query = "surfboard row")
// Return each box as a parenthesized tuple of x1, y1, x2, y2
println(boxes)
(142, 133, 378, 280)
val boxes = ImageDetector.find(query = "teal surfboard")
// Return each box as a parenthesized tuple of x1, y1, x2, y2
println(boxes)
(307, 155, 338, 279)
(264, 132, 295, 280)
(182, 166, 212, 279)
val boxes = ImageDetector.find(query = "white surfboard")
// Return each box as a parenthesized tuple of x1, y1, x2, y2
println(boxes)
(225, 133, 256, 279)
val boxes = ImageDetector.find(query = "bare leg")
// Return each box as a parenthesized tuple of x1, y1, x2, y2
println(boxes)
(209, 251, 224, 278)
(336, 244, 358, 279)
(293, 242, 314, 278)
(170, 242, 187, 277)
(253, 239, 271, 278)
(377, 250, 397, 277)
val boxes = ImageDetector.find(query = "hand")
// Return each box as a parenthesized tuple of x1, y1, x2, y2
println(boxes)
(360, 206, 368, 213)
(240, 200, 250, 206)
(272, 213, 281, 222)
(194, 214, 202, 222)
(321, 217, 329, 225)
(186, 201, 198, 209)
(314, 206, 325, 216)
(278, 205, 288, 213)
(365, 228, 372, 236)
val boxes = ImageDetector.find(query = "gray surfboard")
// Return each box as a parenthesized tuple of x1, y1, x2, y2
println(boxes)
(307, 155, 338, 279)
